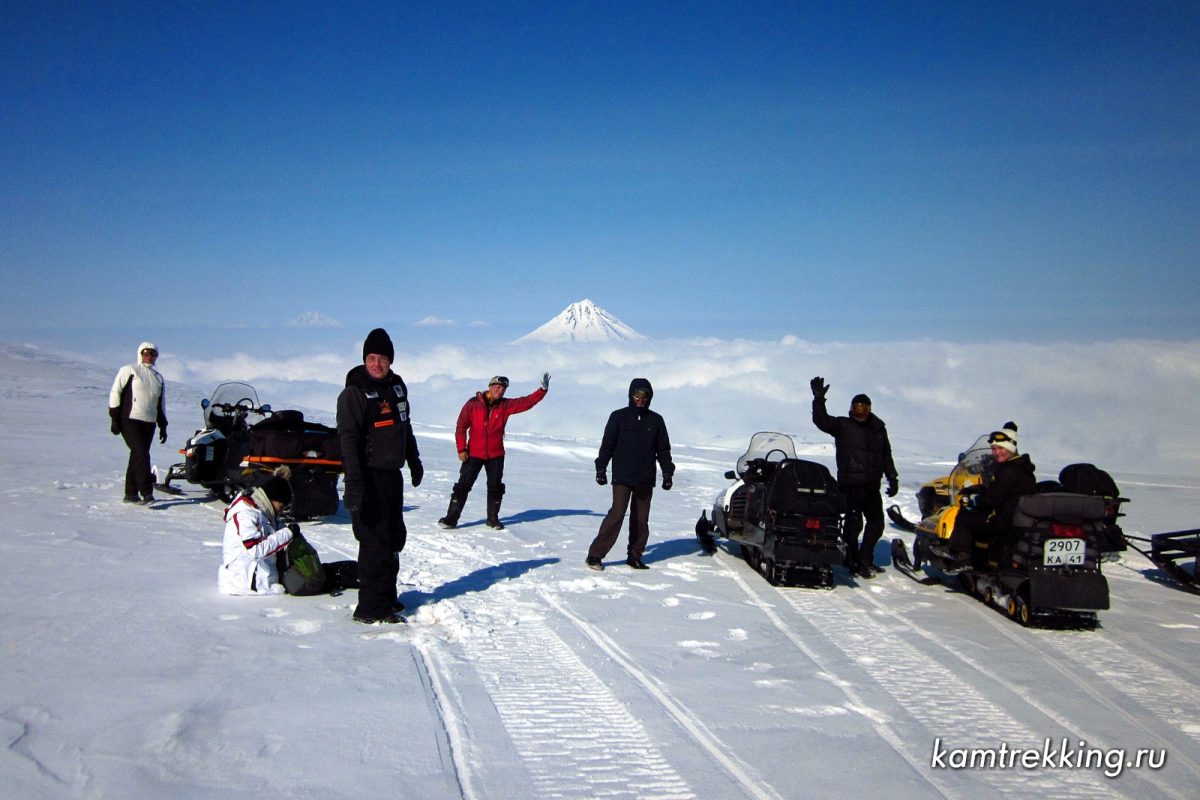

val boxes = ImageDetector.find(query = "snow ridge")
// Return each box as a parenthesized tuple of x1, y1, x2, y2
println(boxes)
(515, 299, 645, 343)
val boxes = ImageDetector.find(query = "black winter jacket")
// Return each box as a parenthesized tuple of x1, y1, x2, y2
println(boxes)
(977, 454, 1037, 526)
(812, 397, 898, 488)
(595, 378, 674, 488)
(337, 365, 421, 479)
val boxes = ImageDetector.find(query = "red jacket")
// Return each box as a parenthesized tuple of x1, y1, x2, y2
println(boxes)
(455, 387, 547, 460)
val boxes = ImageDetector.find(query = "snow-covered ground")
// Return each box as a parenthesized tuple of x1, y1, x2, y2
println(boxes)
(2, 342, 1199, 799)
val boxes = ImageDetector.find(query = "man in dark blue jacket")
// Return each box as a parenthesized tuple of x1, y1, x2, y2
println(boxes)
(811, 376, 899, 578)
(337, 328, 424, 624)
(587, 378, 675, 570)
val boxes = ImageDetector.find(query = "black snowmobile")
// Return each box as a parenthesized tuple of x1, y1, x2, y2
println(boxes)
(888, 433, 1111, 626)
(159, 382, 343, 520)
(696, 432, 846, 587)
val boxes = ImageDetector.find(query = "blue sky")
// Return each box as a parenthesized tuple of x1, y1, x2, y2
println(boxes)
(3, 1, 1198, 344)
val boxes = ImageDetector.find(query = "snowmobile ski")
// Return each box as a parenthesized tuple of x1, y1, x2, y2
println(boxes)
(889, 538, 940, 585)
(886, 504, 918, 532)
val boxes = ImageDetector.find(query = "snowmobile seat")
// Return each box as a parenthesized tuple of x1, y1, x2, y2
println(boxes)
(765, 459, 844, 520)
(1012, 492, 1105, 528)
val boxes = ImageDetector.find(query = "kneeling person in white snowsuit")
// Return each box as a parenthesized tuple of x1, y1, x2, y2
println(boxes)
(218, 474, 295, 596)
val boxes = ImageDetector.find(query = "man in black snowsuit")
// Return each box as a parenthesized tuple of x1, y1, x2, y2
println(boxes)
(587, 378, 675, 570)
(337, 328, 424, 624)
(810, 377, 899, 578)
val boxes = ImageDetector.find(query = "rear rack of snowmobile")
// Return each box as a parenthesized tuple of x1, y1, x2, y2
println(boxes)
(1124, 528, 1200, 593)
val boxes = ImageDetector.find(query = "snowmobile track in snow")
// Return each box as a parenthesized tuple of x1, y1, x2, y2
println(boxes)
(717, 551, 1127, 800)
(852, 576, 1198, 800)
(407, 529, 699, 800)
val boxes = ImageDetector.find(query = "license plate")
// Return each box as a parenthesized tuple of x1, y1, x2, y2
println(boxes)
(1044, 538, 1085, 566)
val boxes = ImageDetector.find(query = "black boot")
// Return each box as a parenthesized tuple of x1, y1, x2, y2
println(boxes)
(486, 493, 505, 530)
(438, 493, 465, 529)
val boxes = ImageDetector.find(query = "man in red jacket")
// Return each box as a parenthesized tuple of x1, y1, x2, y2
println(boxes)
(438, 373, 549, 530)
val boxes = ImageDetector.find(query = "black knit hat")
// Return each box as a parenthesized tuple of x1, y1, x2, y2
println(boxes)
(362, 328, 394, 362)
(261, 469, 293, 507)
(851, 393, 872, 407)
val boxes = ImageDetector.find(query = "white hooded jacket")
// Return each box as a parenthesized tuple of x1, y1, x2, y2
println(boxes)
(218, 487, 294, 596)
(108, 341, 165, 424)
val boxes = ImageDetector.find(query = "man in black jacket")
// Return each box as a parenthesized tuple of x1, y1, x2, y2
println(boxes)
(587, 378, 675, 570)
(811, 377, 899, 578)
(337, 328, 424, 624)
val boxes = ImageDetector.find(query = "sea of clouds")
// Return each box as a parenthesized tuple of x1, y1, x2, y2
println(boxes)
(153, 335, 1200, 478)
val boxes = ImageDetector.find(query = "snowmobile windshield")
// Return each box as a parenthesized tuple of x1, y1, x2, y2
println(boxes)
(947, 434, 996, 505)
(736, 432, 798, 477)
(203, 382, 265, 430)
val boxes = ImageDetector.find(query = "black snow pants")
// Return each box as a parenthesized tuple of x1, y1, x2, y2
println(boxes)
(841, 484, 885, 568)
(453, 456, 505, 505)
(353, 469, 407, 619)
(121, 419, 156, 500)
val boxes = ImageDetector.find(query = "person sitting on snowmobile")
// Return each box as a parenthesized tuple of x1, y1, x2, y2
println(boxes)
(810, 377, 899, 578)
(218, 470, 295, 595)
(937, 423, 1036, 573)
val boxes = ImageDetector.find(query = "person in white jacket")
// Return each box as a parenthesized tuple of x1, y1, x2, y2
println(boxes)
(218, 474, 294, 596)
(108, 341, 167, 503)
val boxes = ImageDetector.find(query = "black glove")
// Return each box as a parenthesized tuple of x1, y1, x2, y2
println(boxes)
(343, 479, 364, 516)
(287, 523, 301, 535)
(886, 476, 899, 497)
(110, 417, 121, 436)
(158, 425, 167, 444)
(541, 372, 550, 391)
(595, 471, 607, 486)
(409, 459, 424, 488)
(810, 376, 829, 399)
(662, 474, 673, 491)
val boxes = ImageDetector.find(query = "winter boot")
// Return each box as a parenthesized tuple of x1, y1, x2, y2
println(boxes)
(438, 493, 466, 529)
(486, 491, 505, 530)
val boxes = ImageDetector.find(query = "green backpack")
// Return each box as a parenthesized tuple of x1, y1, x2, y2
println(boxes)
(281, 529, 326, 596)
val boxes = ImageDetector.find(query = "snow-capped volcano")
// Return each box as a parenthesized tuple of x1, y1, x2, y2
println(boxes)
(286, 311, 342, 328)
(516, 299, 645, 343)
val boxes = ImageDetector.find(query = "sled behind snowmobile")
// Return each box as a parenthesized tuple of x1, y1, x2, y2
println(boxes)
(697, 432, 845, 587)
(1119, 528, 1200, 593)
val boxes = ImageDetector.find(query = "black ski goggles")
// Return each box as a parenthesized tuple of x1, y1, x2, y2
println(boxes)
(488, 376, 510, 388)
(988, 431, 1014, 445)
(141, 348, 158, 357)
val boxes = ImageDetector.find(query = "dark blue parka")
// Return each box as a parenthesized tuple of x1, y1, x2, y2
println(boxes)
(595, 378, 674, 488)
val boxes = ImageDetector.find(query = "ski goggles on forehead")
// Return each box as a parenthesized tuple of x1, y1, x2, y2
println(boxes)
(488, 376, 509, 388)
(988, 431, 1013, 444)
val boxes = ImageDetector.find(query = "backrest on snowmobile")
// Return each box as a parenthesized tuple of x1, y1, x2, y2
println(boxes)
(765, 459, 844, 518)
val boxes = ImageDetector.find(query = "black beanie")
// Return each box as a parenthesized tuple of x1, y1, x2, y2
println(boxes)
(261, 474, 293, 506)
(851, 393, 872, 406)
(363, 328, 394, 362)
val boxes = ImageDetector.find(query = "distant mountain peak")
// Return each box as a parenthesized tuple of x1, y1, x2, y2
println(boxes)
(287, 311, 342, 328)
(516, 299, 645, 343)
